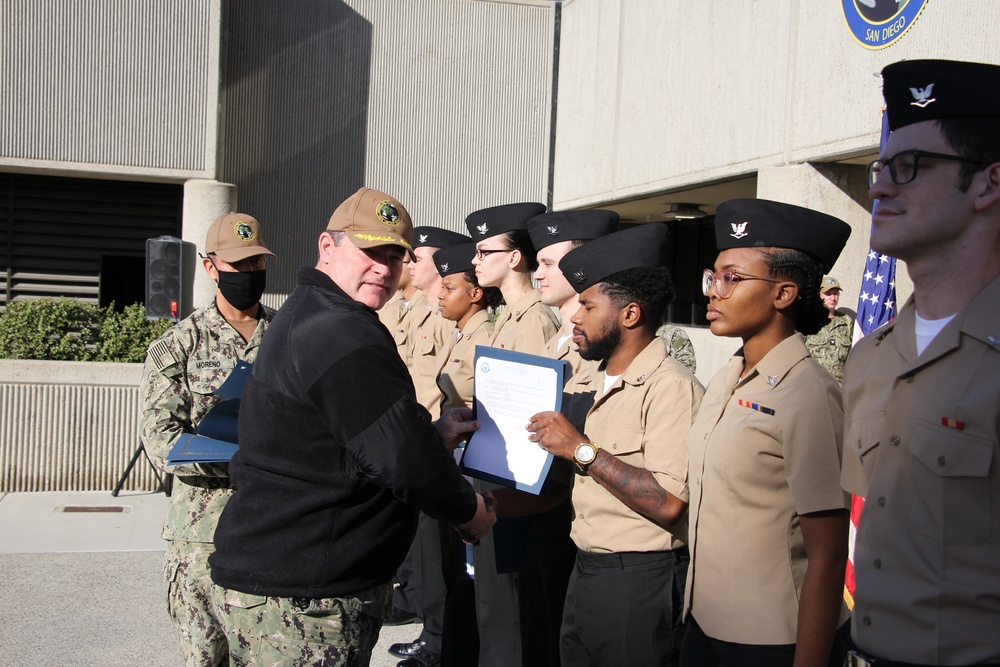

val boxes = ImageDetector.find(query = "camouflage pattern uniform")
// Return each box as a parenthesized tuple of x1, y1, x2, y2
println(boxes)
(803, 310, 854, 384)
(213, 582, 393, 667)
(657, 323, 697, 375)
(140, 302, 273, 667)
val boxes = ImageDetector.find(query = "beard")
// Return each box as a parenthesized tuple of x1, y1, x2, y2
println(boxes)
(578, 319, 622, 362)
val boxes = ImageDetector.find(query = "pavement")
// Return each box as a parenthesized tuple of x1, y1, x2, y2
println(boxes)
(0, 490, 424, 667)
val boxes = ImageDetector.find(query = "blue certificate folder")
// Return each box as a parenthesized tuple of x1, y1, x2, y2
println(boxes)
(166, 360, 252, 465)
(460, 346, 566, 495)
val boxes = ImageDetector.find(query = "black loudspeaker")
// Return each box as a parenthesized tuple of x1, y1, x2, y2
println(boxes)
(145, 236, 196, 321)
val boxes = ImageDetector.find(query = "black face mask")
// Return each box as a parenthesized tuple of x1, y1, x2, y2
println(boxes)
(217, 270, 267, 311)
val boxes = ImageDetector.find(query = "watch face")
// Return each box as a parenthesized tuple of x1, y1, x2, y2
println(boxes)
(576, 443, 596, 463)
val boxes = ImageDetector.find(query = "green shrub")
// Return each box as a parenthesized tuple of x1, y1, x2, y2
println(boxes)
(0, 298, 172, 362)
(98, 302, 173, 363)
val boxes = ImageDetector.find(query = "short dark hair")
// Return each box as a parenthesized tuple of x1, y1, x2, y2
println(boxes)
(937, 116, 1000, 192)
(758, 248, 828, 335)
(598, 266, 674, 333)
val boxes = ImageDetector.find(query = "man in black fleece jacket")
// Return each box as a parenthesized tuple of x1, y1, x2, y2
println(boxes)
(209, 187, 495, 667)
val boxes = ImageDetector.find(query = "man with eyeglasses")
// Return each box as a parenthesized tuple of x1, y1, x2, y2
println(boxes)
(140, 212, 276, 666)
(841, 59, 1000, 666)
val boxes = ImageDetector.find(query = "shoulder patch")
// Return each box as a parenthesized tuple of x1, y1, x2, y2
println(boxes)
(148, 340, 181, 373)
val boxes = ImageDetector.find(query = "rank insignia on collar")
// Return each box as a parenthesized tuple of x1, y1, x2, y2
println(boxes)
(477, 223, 488, 235)
(730, 221, 748, 239)
(767, 375, 778, 386)
(573, 269, 586, 284)
(988, 336, 1000, 347)
(909, 83, 936, 108)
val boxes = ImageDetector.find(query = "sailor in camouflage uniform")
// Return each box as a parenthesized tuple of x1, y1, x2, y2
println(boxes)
(140, 212, 275, 667)
(657, 323, 698, 375)
(803, 276, 854, 383)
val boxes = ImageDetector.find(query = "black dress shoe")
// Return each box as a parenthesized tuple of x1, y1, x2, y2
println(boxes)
(388, 638, 440, 664)
(395, 646, 441, 667)
(382, 607, 419, 626)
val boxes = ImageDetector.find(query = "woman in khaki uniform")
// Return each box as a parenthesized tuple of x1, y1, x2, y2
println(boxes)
(434, 242, 500, 412)
(465, 202, 563, 667)
(681, 199, 851, 667)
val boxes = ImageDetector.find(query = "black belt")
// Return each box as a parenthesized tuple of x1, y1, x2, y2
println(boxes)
(577, 546, 688, 569)
(847, 648, 1000, 667)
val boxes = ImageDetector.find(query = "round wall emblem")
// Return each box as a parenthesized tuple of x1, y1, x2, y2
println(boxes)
(842, 0, 929, 50)
(234, 222, 255, 241)
(376, 201, 401, 226)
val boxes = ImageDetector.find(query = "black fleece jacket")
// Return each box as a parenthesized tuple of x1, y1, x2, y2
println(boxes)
(210, 267, 477, 598)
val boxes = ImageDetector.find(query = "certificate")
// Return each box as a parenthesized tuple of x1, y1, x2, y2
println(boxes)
(460, 346, 566, 495)
(166, 360, 252, 465)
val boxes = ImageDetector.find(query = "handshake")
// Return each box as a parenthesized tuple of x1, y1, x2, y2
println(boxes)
(455, 492, 497, 544)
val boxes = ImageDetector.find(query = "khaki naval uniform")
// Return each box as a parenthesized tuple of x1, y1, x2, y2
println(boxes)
(559, 338, 704, 666)
(378, 289, 411, 365)
(489, 288, 560, 354)
(437, 309, 493, 413)
(842, 276, 1000, 665)
(546, 330, 599, 380)
(140, 302, 272, 667)
(685, 333, 848, 647)
(405, 291, 457, 420)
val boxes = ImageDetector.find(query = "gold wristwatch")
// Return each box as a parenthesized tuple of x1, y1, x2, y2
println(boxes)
(573, 441, 600, 473)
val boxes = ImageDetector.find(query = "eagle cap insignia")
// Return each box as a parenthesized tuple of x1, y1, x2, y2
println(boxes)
(234, 222, 255, 241)
(477, 223, 489, 235)
(376, 201, 401, 225)
(440, 262, 449, 272)
(573, 269, 586, 284)
(418, 234, 428, 243)
(547, 225, 559, 236)
(730, 222, 749, 239)
(909, 83, 936, 108)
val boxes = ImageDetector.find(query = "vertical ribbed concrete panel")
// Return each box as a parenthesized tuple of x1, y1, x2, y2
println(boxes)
(1, 0, 216, 175)
(218, 0, 555, 300)
(0, 363, 155, 492)
(360, 1, 555, 232)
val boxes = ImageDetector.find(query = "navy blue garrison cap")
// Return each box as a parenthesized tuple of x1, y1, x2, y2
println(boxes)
(882, 59, 1000, 131)
(714, 198, 851, 272)
(526, 210, 620, 251)
(433, 242, 477, 277)
(465, 202, 547, 240)
(411, 226, 471, 250)
(558, 224, 668, 294)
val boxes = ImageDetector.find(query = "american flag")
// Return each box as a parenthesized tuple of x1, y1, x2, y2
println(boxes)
(846, 109, 896, 611)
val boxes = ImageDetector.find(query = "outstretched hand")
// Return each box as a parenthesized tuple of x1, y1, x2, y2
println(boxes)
(456, 493, 496, 544)
(436, 407, 480, 451)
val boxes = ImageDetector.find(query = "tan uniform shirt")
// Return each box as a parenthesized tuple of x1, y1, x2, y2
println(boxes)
(437, 310, 493, 413)
(490, 289, 559, 355)
(841, 276, 1000, 665)
(686, 334, 848, 645)
(378, 290, 410, 365)
(561, 338, 703, 553)
(406, 292, 456, 420)
(546, 331, 599, 380)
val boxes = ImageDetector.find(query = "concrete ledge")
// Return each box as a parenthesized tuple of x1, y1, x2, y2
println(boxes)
(0, 359, 142, 386)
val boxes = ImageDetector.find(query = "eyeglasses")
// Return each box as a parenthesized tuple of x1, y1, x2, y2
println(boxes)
(867, 150, 992, 188)
(474, 248, 513, 260)
(702, 269, 781, 299)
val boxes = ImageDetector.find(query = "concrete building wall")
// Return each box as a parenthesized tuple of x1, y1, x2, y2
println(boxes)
(1, 0, 220, 180)
(218, 0, 556, 300)
(554, 0, 1000, 207)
